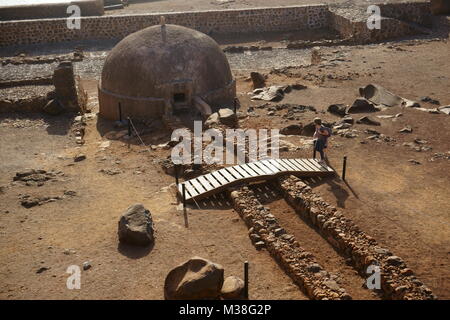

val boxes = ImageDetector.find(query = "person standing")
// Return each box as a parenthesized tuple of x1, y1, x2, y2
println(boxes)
(312, 118, 331, 164)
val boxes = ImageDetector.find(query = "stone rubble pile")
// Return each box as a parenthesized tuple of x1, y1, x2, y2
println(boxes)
(277, 175, 436, 300)
(230, 187, 352, 300)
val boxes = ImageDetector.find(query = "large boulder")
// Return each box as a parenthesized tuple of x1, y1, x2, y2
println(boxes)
(221, 276, 245, 299)
(118, 204, 154, 246)
(164, 257, 224, 300)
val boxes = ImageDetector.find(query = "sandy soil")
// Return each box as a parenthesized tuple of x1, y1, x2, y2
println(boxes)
(0, 24, 449, 299)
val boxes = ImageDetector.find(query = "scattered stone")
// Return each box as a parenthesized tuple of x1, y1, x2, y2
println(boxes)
(250, 72, 266, 89)
(357, 116, 380, 126)
(347, 98, 378, 113)
(118, 204, 154, 246)
(342, 116, 354, 124)
(327, 104, 347, 117)
(307, 263, 322, 273)
(386, 256, 404, 266)
(74, 154, 86, 162)
(408, 159, 421, 165)
(280, 124, 303, 135)
(164, 257, 224, 300)
(333, 122, 352, 130)
(221, 276, 244, 299)
(421, 96, 440, 105)
(254, 241, 265, 250)
(399, 126, 413, 133)
(251, 86, 285, 102)
(83, 261, 91, 270)
(36, 266, 50, 274)
(438, 106, 450, 115)
(218, 108, 238, 127)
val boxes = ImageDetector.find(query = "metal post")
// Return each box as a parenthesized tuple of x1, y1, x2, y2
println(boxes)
(174, 164, 179, 186)
(182, 184, 188, 228)
(342, 155, 347, 181)
(234, 100, 237, 114)
(244, 261, 249, 299)
(118, 103, 122, 122)
(127, 117, 131, 137)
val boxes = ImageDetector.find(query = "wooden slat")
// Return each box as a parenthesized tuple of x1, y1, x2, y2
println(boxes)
(240, 163, 259, 176)
(280, 159, 297, 171)
(211, 171, 228, 185)
(202, 173, 222, 188)
(233, 165, 252, 178)
(285, 159, 304, 171)
(197, 175, 215, 191)
(253, 161, 275, 175)
(227, 166, 244, 179)
(305, 159, 325, 172)
(182, 181, 198, 198)
(291, 159, 310, 171)
(247, 162, 266, 175)
(218, 168, 236, 182)
(309, 158, 333, 172)
(298, 158, 316, 171)
(190, 178, 208, 194)
(269, 159, 290, 172)
(261, 159, 281, 173)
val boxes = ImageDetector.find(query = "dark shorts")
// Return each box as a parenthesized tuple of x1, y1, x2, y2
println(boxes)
(314, 139, 327, 151)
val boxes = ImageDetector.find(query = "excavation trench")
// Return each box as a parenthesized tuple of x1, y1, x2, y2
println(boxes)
(275, 175, 436, 300)
(229, 186, 352, 300)
(250, 183, 378, 300)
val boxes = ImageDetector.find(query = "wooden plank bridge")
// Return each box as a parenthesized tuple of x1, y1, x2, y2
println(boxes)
(177, 158, 334, 202)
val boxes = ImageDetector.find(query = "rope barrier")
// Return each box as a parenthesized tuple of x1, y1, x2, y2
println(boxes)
(127, 117, 153, 154)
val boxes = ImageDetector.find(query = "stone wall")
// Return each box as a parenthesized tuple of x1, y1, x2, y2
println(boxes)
(277, 175, 436, 300)
(230, 186, 352, 300)
(0, 5, 329, 47)
(330, 1, 431, 43)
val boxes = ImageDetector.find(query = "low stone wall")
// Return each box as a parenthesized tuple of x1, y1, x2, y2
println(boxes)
(0, 5, 329, 47)
(277, 175, 436, 300)
(329, 1, 431, 43)
(230, 186, 352, 300)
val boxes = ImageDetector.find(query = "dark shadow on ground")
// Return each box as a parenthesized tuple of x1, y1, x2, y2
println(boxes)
(193, 192, 233, 210)
(304, 175, 353, 208)
(117, 241, 154, 259)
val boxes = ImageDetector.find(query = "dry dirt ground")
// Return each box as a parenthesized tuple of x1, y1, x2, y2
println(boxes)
(0, 31, 449, 299)
(106, 0, 424, 15)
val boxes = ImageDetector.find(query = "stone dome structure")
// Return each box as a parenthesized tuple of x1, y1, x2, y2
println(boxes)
(98, 24, 236, 121)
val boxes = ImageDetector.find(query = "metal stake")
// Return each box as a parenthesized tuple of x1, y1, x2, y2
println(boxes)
(174, 164, 179, 186)
(244, 261, 249, 299)
(118, 102, 122, 122)
(342, 155, 347, 181)
(182, 184, 188, 228)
